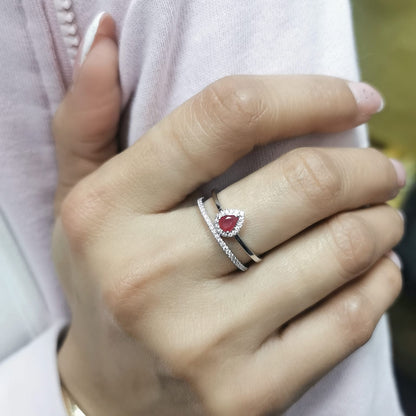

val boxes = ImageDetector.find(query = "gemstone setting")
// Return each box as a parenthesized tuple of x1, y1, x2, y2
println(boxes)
(214, 209, 245, 237)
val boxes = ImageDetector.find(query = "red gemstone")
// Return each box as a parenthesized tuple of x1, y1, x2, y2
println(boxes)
(219, 215, 239, 232)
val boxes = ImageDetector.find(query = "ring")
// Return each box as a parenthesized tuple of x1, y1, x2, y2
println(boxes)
(197, 197, 248, 271)
(211, 189, 262, 263)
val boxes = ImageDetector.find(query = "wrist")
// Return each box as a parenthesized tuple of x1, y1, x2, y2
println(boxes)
(58, 322, 160, 416)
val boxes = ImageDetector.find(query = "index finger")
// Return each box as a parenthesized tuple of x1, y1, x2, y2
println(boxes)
(102, 75, 383, 213)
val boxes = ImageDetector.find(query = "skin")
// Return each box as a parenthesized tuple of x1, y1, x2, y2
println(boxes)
(53, 15, 405, 416)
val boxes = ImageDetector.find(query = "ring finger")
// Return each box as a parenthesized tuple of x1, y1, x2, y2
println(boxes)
(240, 255, 402, 416)
(186, 147, 404, 275)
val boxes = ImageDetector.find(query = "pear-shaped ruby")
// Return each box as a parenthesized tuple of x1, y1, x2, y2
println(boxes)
(219, 215, 239, 232)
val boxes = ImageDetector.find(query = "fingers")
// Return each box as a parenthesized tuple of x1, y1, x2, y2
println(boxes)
(102, 75, 383, 213)
(250, 256, 402, 414)
(203, 147, 405, 265)
(52, 13, 121, 217)
(233, 204, 404, 339)
(174, 147, 404, 276)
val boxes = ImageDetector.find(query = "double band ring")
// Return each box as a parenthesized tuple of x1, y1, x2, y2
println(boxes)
(197, 190, 262, 271)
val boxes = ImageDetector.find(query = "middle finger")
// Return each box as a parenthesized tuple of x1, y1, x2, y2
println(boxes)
(233, 203, 404, 340)
(191, 146, 404, 274)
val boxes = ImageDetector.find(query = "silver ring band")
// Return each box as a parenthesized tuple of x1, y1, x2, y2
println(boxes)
(211, 189, 262, 263)
(197, 197, 248, 272)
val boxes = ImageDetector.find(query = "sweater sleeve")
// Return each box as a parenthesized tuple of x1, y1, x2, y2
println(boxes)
(0, 321, 69, 415)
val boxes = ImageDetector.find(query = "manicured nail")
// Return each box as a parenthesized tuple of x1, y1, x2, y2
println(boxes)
(348, 82, 384, 115)
(397, 209, 406, 223)
(80, 12, 107, 65)
(389, 158, 407, 188)
(387, 251, 402, 270)
(73, 11, 107, 80)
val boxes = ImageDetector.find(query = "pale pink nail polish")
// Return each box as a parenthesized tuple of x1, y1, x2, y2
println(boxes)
(387, 251, 402, 270)
(348, 82, 384, 115)
(389, 158, 407, 188)
(72, 11, 107, 81)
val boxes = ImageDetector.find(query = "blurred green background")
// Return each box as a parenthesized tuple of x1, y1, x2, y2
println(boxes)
(353, 1, 416, 414)
(354, 0, 416, 155)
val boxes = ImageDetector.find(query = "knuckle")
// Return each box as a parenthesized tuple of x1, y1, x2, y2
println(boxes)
(281, 148, 342, 207)
(336, 290, 376, 349)
(328, 213, 376, 279)
(60, 179, 108, 248)
(203, 76, 268, 135)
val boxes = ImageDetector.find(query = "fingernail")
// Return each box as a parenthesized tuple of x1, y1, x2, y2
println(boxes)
(73, 11, 107, 80)
(389, 158, 407, 188)
(387, 251, 402, 270)
(398, 209, 406, 223)
(348, 82, 384, 115)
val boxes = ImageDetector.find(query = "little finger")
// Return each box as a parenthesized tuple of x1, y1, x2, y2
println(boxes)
(247, 256, 402, 415)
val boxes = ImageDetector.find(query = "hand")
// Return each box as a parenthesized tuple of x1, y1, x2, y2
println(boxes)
(52, 16, 405, 416)
(53, 13, 120, 215)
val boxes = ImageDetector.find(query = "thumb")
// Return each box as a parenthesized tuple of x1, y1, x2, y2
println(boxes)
(52, 12, 121, 217)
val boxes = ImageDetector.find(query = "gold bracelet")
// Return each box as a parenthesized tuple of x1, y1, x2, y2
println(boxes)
(61, 381, 87, 416)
